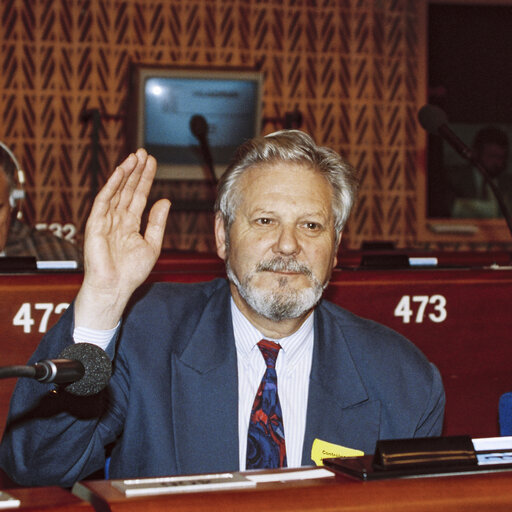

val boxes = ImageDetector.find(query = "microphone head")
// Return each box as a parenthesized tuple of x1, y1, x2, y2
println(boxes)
(189, 114, 208, 139)
(418, 104, 448, 134)
(58, 343, 112, 396)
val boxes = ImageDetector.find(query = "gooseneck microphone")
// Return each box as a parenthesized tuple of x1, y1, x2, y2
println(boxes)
(418, 104, 474, 162)
(0, 343, 112, 396)
(189, 114, 217, 186)
(418, 104, 512, 239)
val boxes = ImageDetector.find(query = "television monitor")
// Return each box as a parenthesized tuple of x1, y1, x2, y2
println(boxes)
(418, 2, 512, 243)
(128, 66, 263, 181)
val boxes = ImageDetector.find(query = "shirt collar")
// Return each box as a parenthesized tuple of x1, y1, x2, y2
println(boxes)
(231, 297, 315, 365)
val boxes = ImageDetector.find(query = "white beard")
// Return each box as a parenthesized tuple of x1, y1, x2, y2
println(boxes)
(226, 256, 326, 321)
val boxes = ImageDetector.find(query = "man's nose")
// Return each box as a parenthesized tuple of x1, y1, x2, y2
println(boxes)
(273, 225, 300, 255)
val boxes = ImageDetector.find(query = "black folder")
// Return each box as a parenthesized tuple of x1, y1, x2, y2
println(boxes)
(323, 436, 512, 481)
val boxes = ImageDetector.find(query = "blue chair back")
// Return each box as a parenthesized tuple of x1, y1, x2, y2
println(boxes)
(104, 456, 111, 479)
(499, 392, 512, 436)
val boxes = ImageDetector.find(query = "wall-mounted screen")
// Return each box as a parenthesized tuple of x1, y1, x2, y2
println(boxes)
(128, 66, 263, 180)
(420, 2, 512, 242)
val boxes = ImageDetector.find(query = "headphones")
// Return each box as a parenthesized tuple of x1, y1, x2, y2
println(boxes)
(0, 141, 25, 219)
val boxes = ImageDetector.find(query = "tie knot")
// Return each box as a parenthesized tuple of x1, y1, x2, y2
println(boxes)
(257, 339, 281, 368)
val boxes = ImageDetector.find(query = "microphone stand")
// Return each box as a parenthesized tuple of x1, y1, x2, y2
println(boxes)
(468, 157, 512, 239)
(188, 115, 217, 211)
(0, 361, 84, 384)
(0, 366, 35, 380)
(197, 136, 217, 188)
(189, 115, 217, 188)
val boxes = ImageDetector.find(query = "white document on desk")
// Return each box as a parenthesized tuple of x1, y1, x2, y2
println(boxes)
(472, 436, 512, 465)
(245, 467, 334, 483)
(112, 472, 256, 497)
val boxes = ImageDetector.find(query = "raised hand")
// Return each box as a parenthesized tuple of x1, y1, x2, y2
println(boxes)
(74, 149, 171, 329)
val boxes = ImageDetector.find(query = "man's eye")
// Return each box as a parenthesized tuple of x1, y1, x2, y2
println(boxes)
(305, 222, 321, 230)
(255, 218, 273, 225)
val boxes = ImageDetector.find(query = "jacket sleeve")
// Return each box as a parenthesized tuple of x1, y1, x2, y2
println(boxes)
(0, 303, 127, 488)
(414, 362, 445, 437)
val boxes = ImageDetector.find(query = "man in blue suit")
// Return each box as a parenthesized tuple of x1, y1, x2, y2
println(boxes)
(0, 130, 444, 487)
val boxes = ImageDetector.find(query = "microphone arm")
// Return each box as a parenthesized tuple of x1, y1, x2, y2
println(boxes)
(471, 159, 512, 238)
(0, 365, 41, 380)
(0, 360, 84, 384)
(418, 104, 512, 239)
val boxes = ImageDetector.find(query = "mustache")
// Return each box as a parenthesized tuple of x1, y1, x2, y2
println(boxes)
(256, 257, 313, 277)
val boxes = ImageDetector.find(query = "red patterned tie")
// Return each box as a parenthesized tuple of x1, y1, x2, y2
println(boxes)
(246, 339, 287, 469)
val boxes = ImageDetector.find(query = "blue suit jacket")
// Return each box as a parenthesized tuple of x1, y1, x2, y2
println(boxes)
(0, 279, 444, 487)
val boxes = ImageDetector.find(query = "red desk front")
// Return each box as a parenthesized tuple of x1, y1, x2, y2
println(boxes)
(0, 486, 93, 511)
(1, 256, 511, 441)
(324, 266, 512, 437)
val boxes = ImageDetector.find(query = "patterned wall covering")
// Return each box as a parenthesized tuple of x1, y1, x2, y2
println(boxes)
(0, 0, 427, 252)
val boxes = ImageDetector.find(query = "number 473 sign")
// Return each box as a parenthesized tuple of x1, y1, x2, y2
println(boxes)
(394, 295, 447, 324)
(12, 296, 448, 333)
(13, 303, 70, 334)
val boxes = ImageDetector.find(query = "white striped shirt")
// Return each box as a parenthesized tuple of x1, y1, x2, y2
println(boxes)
(232, 299, 314, 470)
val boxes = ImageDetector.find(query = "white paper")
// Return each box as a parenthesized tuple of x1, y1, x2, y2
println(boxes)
(246, 467, 334, 483)
(37, 260, 78, 270)
(0, 491, 20, 508)
(112, 472, 256, 497)
(472, 436, 512, 466)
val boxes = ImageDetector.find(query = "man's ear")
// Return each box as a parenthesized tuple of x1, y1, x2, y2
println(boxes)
(333, 232, 342, 268)
(214, 212, 227, 261)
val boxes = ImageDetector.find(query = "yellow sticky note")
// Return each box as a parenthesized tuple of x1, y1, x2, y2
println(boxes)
(311, 438, 364, 466)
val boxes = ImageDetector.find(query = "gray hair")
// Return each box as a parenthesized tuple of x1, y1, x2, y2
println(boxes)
(214, 130, 359, 238)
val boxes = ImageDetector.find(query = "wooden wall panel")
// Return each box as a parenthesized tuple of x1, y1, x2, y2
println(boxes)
(0, 0, 431, 251)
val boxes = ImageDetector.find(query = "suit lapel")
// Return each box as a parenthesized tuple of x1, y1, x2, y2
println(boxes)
(169, 287, 382, 472)
(301, 306, 381, 464)
(171, 284, 240, 474)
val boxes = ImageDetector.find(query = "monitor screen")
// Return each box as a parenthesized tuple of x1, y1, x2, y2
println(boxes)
(129, 66, 263, 180)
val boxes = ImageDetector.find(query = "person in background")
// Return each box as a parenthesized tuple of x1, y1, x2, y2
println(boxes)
(0, 145, 82, 264)
(448, 126, 511, 218)
(0, 130, 444, 487)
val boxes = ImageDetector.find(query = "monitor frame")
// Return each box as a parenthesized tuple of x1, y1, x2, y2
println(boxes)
(417, 0, 512, 244)
(127, 64, 264, 182)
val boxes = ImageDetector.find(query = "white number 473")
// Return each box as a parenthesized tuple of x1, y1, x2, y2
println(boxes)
(394, 295, 447, 324)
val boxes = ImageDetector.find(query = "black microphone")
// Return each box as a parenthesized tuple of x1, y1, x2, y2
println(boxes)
(33, 357, 84, 384)
(0, 343, 112, 396)
(418, 104, 474, 162)
(189, 114, 217, 185)
(190, 114, 209, 141)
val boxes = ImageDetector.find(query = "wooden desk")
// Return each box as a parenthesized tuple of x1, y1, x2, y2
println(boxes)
(75, 467, 512, 511)
(1, 251, 512, 440)
(3, 486, 93, 511)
